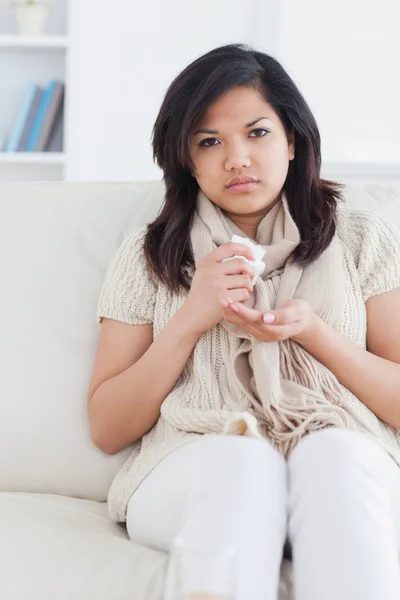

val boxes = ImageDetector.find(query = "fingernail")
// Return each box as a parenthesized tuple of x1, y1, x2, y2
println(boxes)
(231, 304, 239, 312)
(220, 299, 228, 308)
(263, 313, 275, 324)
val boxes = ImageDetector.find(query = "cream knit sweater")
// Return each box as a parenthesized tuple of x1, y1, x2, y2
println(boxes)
(97, 206, 400, 523)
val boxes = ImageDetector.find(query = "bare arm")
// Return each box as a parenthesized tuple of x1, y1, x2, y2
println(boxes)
(89, 241, 255, 455)
(297, 288, 400, 428)
(88, 304, 201, 455)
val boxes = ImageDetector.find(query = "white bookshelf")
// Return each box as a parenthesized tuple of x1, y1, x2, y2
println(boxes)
(0, 152, 65, 164)
(0, 0, 69, 181)
(0, 34, 69, 48)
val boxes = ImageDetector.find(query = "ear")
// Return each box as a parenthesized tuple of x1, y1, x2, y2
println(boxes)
(288, 131, 295, 161)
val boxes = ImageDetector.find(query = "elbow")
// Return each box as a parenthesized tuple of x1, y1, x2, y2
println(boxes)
(88, 391, 119, 455)
(88, 405, 120, 456)
(90, 425, 119, 456)
(88, 391, 143, 455)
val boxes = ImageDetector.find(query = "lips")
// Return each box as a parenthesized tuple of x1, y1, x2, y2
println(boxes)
(227, 176, 259, 188)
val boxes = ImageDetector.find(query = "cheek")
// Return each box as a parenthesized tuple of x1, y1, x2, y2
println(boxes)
(258, 140, 291, 172)
(192, 151, 218, 180)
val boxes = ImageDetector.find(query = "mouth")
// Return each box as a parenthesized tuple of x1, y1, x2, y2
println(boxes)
(226, 179, 259, 193)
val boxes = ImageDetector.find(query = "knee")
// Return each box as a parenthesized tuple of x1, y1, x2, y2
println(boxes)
(287, 429, 398, 544)
(288, 428, 392, 488)
(195, 435, 287, 499)
(207, 434, 286, 473)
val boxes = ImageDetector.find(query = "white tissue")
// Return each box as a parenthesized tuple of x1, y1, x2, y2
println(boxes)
(222, 234, 266, 285)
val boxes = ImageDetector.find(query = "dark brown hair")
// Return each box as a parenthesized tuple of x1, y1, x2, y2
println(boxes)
(144, 43, 344, 292)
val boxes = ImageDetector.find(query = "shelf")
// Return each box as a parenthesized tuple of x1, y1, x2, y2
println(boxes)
(0, 34, 69, 49)
(0, 152, 65, 165)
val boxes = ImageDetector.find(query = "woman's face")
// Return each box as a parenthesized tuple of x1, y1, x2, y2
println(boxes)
(190, 86, 295, 236)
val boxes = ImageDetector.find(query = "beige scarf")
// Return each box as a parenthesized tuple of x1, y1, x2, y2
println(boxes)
(189, 189, 352, 456)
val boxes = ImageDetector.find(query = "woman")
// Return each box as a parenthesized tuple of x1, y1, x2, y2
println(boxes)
(88, 44, 400, 600)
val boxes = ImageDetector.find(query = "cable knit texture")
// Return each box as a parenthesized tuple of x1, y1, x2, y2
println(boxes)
(97, 196, 400, 523)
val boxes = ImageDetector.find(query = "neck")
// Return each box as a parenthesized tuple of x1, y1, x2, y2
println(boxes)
(227, 218, 258, 240)
(223, 195, 281, 240)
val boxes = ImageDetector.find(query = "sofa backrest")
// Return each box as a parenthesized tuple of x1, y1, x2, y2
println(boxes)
(0, 180, 399, 501)
(0, 181, 165, 501)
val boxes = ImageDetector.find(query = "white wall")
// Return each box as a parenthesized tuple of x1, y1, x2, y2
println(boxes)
(66, 0, 399, 182)
(66, 0, 257, 181)
(276, 0, 400, 167)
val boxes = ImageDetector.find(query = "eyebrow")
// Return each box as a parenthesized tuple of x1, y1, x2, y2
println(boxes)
(193, 116, 271, 136)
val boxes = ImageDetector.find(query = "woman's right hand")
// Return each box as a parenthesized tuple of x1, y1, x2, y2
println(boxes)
(183, 242, 256, 337)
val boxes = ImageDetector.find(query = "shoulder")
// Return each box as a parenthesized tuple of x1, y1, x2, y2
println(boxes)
(105, 224, 154, 280)
(337, 205, 399, 256)
(336, 204, 396, 237)
(115, 224, 148, 261)
(97, 225, 158, 325)
(336, 205, 400, 301)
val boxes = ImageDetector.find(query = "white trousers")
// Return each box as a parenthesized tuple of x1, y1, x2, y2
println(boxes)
(126, 429, 400, 600)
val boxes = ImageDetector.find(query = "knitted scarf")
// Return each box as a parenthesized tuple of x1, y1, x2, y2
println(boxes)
(189, 189, 353, 456)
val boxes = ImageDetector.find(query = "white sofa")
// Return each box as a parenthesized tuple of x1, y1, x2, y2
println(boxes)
(1, 180, 399, 600)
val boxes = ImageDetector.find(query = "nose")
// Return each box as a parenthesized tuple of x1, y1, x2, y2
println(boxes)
(224, 142, 251, 171)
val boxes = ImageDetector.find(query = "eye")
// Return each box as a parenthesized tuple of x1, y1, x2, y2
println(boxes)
(249, 128, 270, 138)
(199, 137, 220, 148)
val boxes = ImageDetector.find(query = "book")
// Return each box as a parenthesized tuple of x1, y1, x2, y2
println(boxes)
(25, 80, 58, 152)
(4, 82, 39, 152)
(35, 82, 64, 152)
(17, 86, 44, 151)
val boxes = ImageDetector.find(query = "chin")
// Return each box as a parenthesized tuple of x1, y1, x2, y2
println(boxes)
(226, 203, 268, 217)
(228, 189, 264, 203)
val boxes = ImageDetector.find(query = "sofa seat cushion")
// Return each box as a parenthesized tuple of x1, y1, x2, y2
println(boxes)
(0, 492, 166, 599)
(0, 492, 293, 599)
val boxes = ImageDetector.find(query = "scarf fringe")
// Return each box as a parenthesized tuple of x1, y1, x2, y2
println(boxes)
(181, 190, 361, 457)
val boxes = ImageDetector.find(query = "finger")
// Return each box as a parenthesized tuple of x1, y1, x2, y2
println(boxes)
(262, 306, 301, 326)
(260, 323, 297, 341)
(223, 274, 253, 294)
(220, 288, 250, 306)
(218, 258, 255, 279)
(230, 302, 263, 323)
(222, 305, 242, 323)
(223, 308, 267, 339)
(212, 242, 255, 263)
(223, 306, 252, 331)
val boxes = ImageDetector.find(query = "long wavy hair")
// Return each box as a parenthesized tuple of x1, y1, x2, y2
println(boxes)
(144, 43, 344, 293)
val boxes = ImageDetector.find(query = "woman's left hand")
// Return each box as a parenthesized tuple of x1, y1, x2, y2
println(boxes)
(221, 298, 320, 345)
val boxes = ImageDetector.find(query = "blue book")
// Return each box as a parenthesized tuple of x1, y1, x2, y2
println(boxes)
(25, 80, 58, 152)
(36, 82, 64, 151)
(18, 87, 44, 151)
(4, 82, 39, 152)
